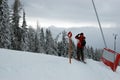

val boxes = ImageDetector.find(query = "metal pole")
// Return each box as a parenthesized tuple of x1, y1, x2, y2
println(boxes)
(67, 31, 72, 64)
(113, 34, 118, 51)
(91, 0, 107, 48)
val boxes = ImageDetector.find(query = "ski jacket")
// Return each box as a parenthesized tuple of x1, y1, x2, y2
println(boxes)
(75, 34, 85, 48)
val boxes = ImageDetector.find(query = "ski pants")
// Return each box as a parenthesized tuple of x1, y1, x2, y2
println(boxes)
(77, 47, 84, 61)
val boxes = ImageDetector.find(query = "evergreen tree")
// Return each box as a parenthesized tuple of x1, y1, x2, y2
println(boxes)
(0, 0, 11, 48)
(84, 46, 103, 61)
(11, 0, 22, 50)
(35, 22, 43, 53)
(84, 46, 93, 59)
(57, 42, 63, 56)
(45, 29, 57, 55)
(20, 10, 29, 51)
(39, 28, 46, 53)
(89, 46, 94, 59)
(61, 30, 68, 57)
(21, 9, 27, 29)
(94, 48, 103, 61)
(34, 31, 38, 52)
(57, 30, 68, 57)
(27, 26, 36, 52)
(55, 32, 61, 42)
(54, 32, 62, 56)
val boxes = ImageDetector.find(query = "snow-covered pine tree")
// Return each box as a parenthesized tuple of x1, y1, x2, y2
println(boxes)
(21, 9, 27, 29)
(34, 31, 38, 52)
(90, 47, 100, 61)
(87, 46, 94, 59)
(57, 30, 68, 57)
(57, 42, 63, 56)
(20, 9, 29, 51)
(84, 46, 103, 61)
(54, 32, 61, 42)
(61, 30, 68, 57)
(35, 21, 43, 53)
(39, 28, 46, 53)
(94, 48, 103, 61)
(0, 0, 11, 48)
(45, 29, 57, 55)
(27, 26, 36, 52)
(11, 0, 22, 50)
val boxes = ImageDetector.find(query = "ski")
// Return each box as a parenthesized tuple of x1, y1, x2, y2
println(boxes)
(74, 58, 87, 64)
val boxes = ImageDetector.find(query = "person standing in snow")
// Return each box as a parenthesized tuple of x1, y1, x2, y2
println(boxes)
(75, 33, 86, 63)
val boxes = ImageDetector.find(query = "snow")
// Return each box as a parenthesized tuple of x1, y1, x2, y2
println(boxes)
(0, 48, 120, 80)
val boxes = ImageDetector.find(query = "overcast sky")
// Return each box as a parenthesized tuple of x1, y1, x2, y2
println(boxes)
(9, 0, 120, 28)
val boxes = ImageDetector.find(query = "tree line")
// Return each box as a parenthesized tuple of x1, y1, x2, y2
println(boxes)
(0, 0, 103, 61)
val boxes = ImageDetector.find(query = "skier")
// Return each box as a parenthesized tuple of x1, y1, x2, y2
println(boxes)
(75, 33, 86, 63)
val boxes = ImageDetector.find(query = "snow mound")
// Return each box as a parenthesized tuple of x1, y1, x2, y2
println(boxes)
(0, 48, 120, 80)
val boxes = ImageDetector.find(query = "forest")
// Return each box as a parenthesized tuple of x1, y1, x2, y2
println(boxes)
(0, 0, 103, 61)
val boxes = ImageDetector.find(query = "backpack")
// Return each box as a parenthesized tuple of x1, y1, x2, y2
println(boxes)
(81, 39, 86, 46)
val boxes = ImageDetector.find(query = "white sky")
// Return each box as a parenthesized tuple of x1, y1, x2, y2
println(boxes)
(9, 0, 120, 28)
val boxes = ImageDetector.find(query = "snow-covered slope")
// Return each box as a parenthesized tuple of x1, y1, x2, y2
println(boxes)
(0, 49, 120, 80)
